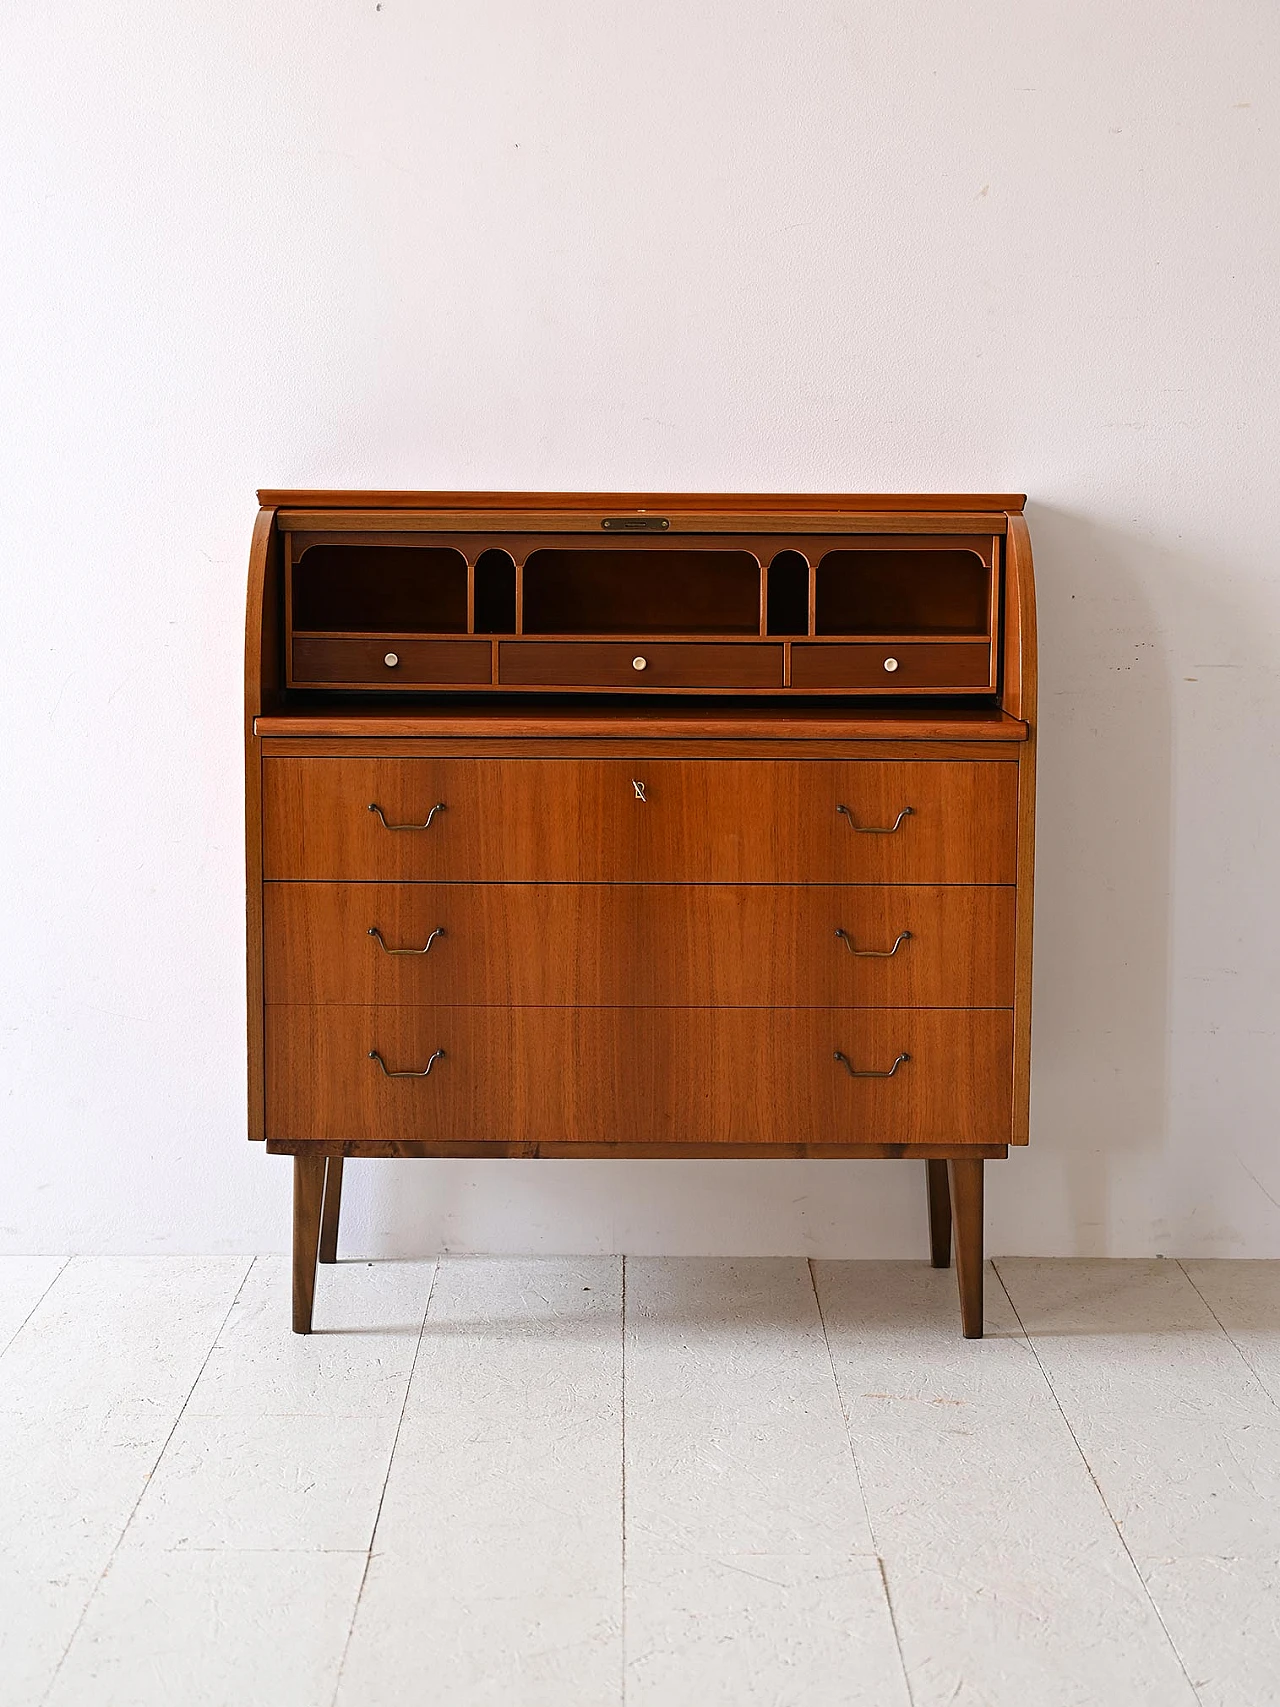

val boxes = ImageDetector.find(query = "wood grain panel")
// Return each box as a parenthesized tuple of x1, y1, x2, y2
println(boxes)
(265, 1006, 1014, 1148)
(262, 758, 1017, 884)
(261, 737, 1022, 761)
(255, 711, 1029, 742)
(264, 1138, 1010, 1159)
(264, 883, 1015, 1009)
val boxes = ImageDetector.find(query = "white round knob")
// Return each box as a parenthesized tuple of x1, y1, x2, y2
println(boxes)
(632, 656, 648, 671)
(384, 652, 399, 668)
(883, 656, 899, 673)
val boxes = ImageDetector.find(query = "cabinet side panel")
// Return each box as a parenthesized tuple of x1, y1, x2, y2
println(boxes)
(245, 507, 279, 1141)
(1002, 514, 1037, 725)
(1012, 741, 1036, 1144)
(1006, 515, 1037, 1144)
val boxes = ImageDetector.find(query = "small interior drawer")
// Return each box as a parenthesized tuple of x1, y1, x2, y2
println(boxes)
(790, 641, 994, 692)
(291, 636, 492, 687)
(497, 641, 784, 689)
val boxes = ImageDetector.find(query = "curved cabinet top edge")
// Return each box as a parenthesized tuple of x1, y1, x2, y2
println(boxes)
(256, 489, 1027, 514)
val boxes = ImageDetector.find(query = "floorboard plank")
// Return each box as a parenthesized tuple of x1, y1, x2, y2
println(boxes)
(998, 1258, 1280, 1560)
(0, 1258, 251, 1707)
(0, 1256, 251, 1424)
(624, 1258, 905, 1707)
(336, 1256, 623, 1707)
(44, 1552, 366, 1707)
(186, 1254, 436, 1418)
(1139, 1555, 1280, 1707)
(815, 1260, 1197, 1707)
(1002, 1257, 1280, 1706)
(119, 1258, 435, 1554)
(1181, 1259, 1280, 1409)
(0, 1256, 66, 1355)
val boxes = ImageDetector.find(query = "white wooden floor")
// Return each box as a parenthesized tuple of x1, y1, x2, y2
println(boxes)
(2, 1256, 1279, 1706)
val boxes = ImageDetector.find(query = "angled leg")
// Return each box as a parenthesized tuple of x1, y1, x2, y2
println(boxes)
(292, 1154, 326, 1334)
(318, 1155, 344, 1264)
(926, 1159, 951, 1268)
(947, 1158, 984, 1339)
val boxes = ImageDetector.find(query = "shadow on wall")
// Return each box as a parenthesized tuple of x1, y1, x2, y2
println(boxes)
(1006, 501, 1175, 1251)
(1021, 502, 1280, 1255)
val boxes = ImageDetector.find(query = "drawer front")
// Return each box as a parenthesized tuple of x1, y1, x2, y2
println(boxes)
(497, 641, 783, 689)
(266, 1006, 1014, 1147)
(265, 883, 1015, 1008)
(790, 641, 994, 692)
(262, 759, 1017, 883)
(291, 636, 492, 686)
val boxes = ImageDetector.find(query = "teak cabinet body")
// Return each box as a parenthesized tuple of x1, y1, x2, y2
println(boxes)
(246, 491, 1037, 1336)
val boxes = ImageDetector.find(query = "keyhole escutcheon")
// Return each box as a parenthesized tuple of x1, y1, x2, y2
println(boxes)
(632, 779, 647, 801)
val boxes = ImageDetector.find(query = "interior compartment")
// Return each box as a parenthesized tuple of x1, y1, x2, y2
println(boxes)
(815, 550, 991, 636)
(473, 548, 517, 633)
(766, 550, 810, 635)
(522, 549, 760, 635)
(292, 543, 468, 633)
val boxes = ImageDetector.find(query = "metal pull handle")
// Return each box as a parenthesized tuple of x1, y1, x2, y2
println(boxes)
(835, 928, 912, 959)
(369, 1048, 445, 1078)
(834, 1050, 910, 1079)
(836, 805, 913, 833)
(368, 802, 446, 831)
(368, 926, 445, 956)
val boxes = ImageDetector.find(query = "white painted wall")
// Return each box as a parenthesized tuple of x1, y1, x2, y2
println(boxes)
(3, 2, 1278, 1258)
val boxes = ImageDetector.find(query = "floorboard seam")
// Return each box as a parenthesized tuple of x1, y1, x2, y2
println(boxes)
(1176, 1259, 1280, 1416)
(327, 1254, 439, 1707)
(808, 1259, 916, 1707)
(620, 1253, 628, 1707)
(36, 1253, 258, 1707)
(0, 1255, 74, 1361)
(991, 1259, 1205, 1707)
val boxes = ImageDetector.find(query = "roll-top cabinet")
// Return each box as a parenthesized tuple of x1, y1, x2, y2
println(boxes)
(247, 491, 1037, 1337)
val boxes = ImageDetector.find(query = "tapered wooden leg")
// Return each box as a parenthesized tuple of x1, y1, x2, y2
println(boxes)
(292, 1155, 326, 1334)
(318, 1156, 344, 1264)
(947, 1158, 984, 1339)
(926, 1159, 951, 1268)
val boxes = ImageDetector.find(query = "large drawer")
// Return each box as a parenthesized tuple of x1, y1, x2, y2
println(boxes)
(262, 759, 1017, 883)
(264, 883, 1014, 1008)
(265, 1006, 1014, 1147)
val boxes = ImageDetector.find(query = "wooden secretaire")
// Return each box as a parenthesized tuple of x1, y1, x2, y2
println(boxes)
(245, 491, 1036, 1337)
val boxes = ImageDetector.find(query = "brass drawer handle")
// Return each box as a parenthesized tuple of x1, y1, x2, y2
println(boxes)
(835, 928, 912, 958)
(836, 804, 914, 833)
(834, 1050, 910, 1079)
(368, 801, 446, 831)
(369, 1048, 445, 1078)
(368, 926, 445, 956)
